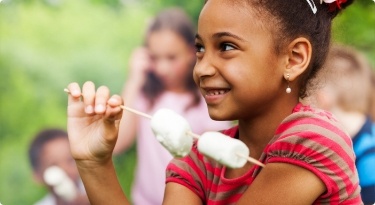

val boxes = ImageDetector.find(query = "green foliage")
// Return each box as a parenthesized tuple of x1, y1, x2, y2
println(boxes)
(0, 0, 374, 204)
(0, 1, 149, 203)
(332, 1, 375, 66)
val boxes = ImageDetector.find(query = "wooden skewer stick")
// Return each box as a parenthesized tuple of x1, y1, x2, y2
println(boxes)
(64, 88, 265, 168)
(119, 105, 152, 119)
(236, 153, 265, 167)
(186, 131, 201, 140)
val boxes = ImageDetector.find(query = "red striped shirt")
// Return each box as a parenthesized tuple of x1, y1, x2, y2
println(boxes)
(166, 103, 362, 204)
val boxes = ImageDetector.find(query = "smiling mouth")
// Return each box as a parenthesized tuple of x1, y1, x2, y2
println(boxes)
(205, 89, 230, 96)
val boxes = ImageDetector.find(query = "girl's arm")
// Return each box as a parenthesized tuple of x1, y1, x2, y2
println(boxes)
(113, 76, 143, 154)
(114, 47, 151, 154)
(237, 163, 325, 205)
(162, 163, 325, 205)
(77, 160, 129, 205)
(163, 183, 203, 205)
(67, 81, 130, 204)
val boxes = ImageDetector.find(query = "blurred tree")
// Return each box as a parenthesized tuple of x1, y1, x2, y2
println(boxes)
(332, 0, 375, 66)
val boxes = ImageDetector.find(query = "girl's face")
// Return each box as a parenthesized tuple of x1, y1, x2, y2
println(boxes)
(37, 137, 80, 186)
(148, 30, 195, 92)
(194, 0, 286, 121)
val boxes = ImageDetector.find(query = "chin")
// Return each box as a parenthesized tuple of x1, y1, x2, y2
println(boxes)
(207, 108, 232, 121)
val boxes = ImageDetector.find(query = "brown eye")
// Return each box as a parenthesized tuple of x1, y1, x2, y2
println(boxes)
(195, 43, 205, 53)
(221, 43, 235, 51)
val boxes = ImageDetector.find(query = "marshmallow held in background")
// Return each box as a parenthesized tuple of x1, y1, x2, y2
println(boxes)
(198, 132, 250, 168)
(151, 108, 193, 157)
(43, 166, 77, 202)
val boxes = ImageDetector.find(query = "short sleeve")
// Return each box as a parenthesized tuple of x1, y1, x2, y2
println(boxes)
(166, 144, 207, 201)
(265, 114, 359, 200)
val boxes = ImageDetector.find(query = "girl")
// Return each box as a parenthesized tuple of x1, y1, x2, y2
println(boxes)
(66, 0, 362, 204)
(112, 8, 230, 205)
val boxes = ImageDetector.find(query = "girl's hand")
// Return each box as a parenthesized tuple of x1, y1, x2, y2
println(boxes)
(128, 47, 153, 80)
(66, 81, 123, 166)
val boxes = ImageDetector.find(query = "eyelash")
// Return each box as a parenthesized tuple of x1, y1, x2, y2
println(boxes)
(220, 43, 235, 52)
(194, 42, 236, 54)
(195, 43, 205, 53)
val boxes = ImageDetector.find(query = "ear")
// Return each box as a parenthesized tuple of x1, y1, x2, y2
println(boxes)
(283, 37, 312, 81)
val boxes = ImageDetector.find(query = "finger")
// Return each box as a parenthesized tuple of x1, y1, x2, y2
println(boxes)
(95, 86, 110, 114)
(67, 82, 81, 105)
(82, 81, 96, 114)
(105, 95, 123, 121)
(108, 94, 123, 107)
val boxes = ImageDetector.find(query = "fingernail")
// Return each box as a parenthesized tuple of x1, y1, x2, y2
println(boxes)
(108, 98, 118, 104)
(72, 90, 80, 96)
(85, 105, 94, 114)
(95, 104, 105, 112)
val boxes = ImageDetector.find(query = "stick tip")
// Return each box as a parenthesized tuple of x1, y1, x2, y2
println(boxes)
(63, 88, 70, 93)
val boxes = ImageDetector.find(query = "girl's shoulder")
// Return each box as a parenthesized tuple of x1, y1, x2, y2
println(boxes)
(264, 103, 361, 202)
(268, 104, 354, 163)
(275, 103, 347, 139)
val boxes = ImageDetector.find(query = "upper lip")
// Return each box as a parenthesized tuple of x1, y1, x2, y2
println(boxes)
(200, 82, 231, 90)
(200, 85, 231, 94)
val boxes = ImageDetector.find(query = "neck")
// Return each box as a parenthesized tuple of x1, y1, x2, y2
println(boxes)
(331, 108, 366, 137)
(238, 98, 299, 159)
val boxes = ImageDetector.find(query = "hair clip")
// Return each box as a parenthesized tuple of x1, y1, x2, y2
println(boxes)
(320, 0, 336, 4)
(306, 0, 318, 14)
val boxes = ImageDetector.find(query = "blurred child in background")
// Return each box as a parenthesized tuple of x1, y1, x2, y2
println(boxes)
(306, 44, 375, 204)
(113, 8, 230, 205)
(29, 128, 90, 205)
(370, 70, 375, 121)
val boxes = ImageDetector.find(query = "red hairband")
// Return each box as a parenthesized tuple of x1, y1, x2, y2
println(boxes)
(324, 0, 348, 12)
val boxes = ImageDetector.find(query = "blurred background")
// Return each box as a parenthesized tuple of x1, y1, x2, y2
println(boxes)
(0, 0, 374, 204)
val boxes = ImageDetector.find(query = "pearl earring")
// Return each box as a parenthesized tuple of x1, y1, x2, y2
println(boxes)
(286, 74, 291, 94)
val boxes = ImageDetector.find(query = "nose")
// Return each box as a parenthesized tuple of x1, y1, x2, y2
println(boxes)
(156, 59, 172, 77)
(193, 56, 216, 83)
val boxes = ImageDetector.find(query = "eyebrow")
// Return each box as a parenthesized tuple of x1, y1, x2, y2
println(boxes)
(195, 32, 247, 42)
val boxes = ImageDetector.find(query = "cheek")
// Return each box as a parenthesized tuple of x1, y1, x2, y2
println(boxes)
(176, 60, 191, 75)
(170, 57, 191, 77)
(62, 158, 80, 181)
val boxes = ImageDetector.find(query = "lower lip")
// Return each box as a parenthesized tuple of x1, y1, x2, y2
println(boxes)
(204, 92, 227, 105)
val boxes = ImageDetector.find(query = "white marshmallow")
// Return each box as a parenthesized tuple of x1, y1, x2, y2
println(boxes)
(54, 180, 77, 202)
(44, 166, 65, 186)
(43, 166, 77, 202)
(197, 132, 250, 168)
(150, 108, 193, 157)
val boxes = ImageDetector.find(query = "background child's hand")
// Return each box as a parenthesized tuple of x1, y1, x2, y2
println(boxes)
(66, 81, 123, 166)
(128, 47, 153, 80)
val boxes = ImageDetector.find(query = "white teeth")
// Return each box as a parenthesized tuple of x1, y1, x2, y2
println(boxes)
(207, 90, 227, 96)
